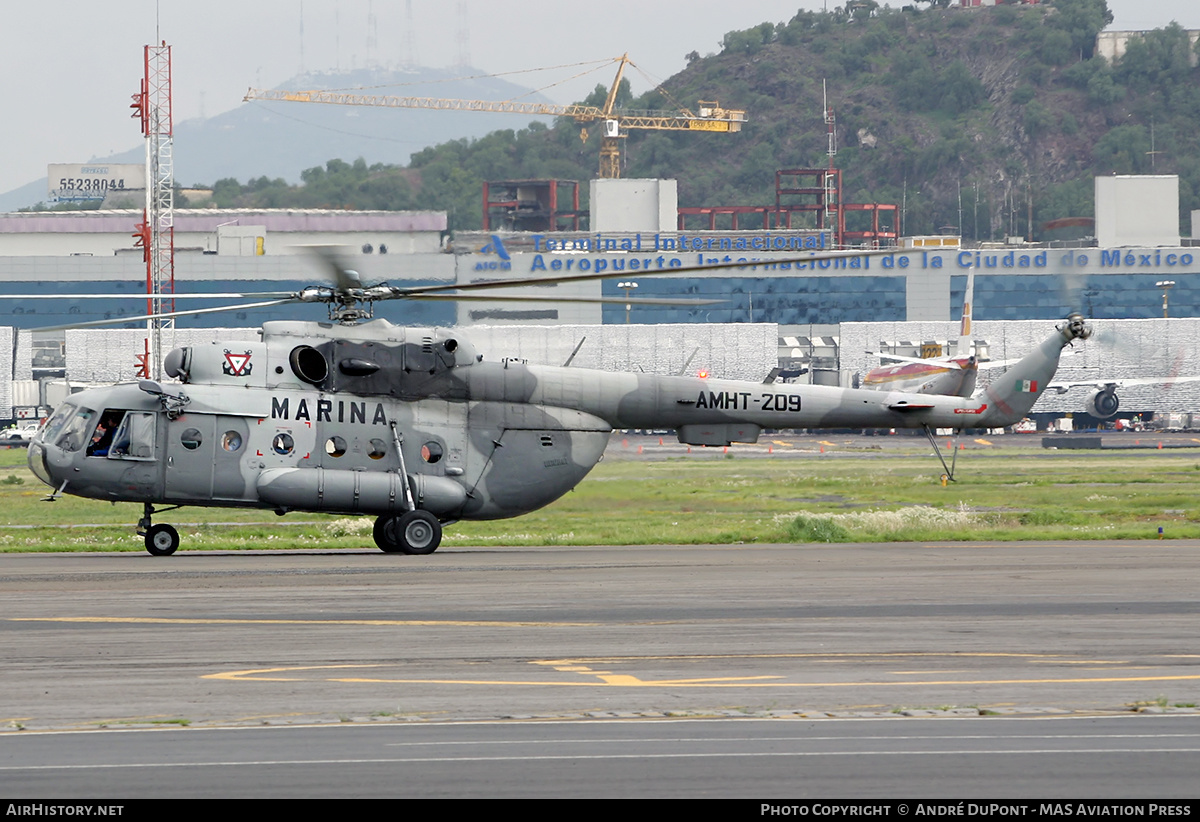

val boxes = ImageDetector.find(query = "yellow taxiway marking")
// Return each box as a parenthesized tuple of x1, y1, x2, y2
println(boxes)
(532, 652, 1070, 665)
(207, 663, 1200, 688)
(11, 616, 597, 628)
(206, 665, 390, 682)
(205, 652, 1200, 688)
(974, 438, 993, 445)
(771, 440, 794, 447)
(207, 664, 784, 687)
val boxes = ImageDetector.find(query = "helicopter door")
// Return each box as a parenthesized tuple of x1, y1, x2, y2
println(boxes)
(164, 416, 217, 501)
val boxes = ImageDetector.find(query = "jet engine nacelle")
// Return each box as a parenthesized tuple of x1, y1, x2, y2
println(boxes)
(1085, 386, 1120, 419)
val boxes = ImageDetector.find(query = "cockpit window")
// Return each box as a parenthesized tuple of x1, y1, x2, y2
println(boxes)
(56, 407, 97, 453)
(41, 403, 76, 445)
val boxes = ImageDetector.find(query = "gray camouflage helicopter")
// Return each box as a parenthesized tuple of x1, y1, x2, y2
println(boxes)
(26, 250, 1091, 556)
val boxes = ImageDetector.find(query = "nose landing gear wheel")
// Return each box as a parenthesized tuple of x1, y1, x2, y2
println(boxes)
(373, 511, 442, 555)
(145, 523, 180, 556)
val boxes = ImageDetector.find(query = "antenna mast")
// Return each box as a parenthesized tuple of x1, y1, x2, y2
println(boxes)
(132, 42, 175, 380)
(822, 80, 839, 245)
(824, 79, 837, 169)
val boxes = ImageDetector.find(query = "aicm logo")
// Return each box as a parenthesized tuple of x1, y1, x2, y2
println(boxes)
(476, 234, 512, 271)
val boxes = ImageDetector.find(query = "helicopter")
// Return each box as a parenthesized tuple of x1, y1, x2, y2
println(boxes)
(25, 249, 1092, 556)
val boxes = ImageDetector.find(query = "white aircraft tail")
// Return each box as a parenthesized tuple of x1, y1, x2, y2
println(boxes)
(956, 266, 974, 358)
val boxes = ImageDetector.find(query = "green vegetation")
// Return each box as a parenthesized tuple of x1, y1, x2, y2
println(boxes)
(130, 0, 1200, 242)
(2, 442, 1199, 552)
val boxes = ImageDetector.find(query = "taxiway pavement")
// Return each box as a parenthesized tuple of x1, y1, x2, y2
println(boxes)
(3, 541, 1198, 730)
(4, 541, 1200, 797)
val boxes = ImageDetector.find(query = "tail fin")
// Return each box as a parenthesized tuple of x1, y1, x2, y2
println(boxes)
(956, 266, 974, 358)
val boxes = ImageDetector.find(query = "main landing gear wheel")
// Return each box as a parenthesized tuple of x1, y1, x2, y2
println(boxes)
(373, 515, 404, 554)
(373, 511, 442, 555)
(398, 510, 442, 555)
(144, 523, 180, 556)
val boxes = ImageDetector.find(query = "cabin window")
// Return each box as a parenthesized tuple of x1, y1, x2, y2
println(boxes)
(367, 439, 388, 460)
(221, 431, 243, 453)
(180, 428, 203, 451)
(325, 436, 347, 458)
(272, 432, 295, 456)
(421, 442, 443, 464)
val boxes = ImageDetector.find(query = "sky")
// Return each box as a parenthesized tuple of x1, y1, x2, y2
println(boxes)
(1, 0, 1197, 196)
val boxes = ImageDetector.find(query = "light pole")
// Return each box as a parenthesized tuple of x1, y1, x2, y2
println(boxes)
(1156, 280, 1175, 318)
(618, 281, 638, 324)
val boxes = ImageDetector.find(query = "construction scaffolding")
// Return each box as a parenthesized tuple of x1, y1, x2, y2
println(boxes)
(677, 168, 898, 248)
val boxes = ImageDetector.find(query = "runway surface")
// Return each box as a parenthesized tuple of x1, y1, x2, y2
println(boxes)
(5, 715, 1200, 798)
(3, 541, 1199, 796)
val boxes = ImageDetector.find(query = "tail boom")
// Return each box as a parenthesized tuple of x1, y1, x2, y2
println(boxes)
(516, 316, 1089, 443)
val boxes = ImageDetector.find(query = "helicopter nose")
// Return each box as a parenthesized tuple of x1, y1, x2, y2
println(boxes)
(27, 441, 54, 488)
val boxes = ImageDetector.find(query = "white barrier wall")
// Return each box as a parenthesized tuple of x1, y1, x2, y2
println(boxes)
(0, 327, 13, 418)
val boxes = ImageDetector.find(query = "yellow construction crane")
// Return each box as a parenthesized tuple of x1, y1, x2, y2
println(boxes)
(244, 55, 746, 179)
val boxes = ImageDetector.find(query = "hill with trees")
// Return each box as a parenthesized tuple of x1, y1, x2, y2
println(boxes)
(185, 0, 1200, 242)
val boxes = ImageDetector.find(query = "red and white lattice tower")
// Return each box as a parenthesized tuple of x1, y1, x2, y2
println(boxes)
(822, 80, 839, 243)
(131, 42, 175, 380)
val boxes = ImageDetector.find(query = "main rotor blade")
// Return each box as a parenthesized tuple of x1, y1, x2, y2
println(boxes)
(407, 293, 724, 306)
(384, 247, 897, 300)
(1, 292, 297, 300)
(16, 244, 890, 324)
(302, 244, 366, 292)
(37, 298, 300, 332)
